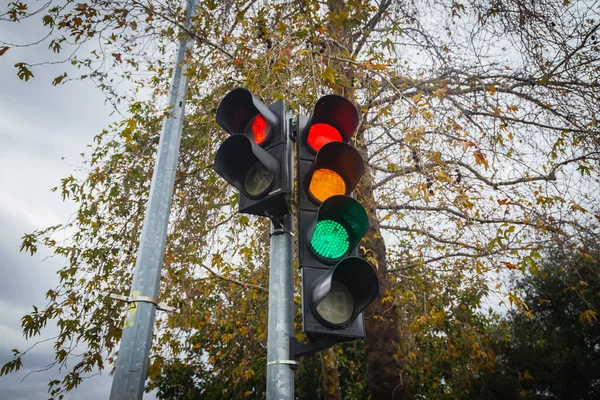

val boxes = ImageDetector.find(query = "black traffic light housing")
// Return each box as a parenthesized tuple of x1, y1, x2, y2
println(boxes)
(214, 88, 291, 218)
(300, 195, 379, 341)
(303, 257, 379, 338)
(296, 95, 379, 343)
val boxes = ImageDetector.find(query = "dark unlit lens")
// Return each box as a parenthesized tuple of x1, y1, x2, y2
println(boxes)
(244, 162, 274, 196)
(315, 281, 354, 325)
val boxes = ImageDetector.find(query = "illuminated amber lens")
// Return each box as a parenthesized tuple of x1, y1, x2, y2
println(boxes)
(308, 169, 346, 203)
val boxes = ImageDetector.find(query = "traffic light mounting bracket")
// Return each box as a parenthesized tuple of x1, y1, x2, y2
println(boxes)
(289, 337, 337, 362)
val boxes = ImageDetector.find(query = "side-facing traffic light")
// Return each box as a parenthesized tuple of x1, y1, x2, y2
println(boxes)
(214, 88, 291, 217)
(297, 95, 379, 342)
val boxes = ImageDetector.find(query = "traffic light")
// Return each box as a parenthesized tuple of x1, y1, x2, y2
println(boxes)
(214, 88, 291, 218)
(297, 95, 380, 342)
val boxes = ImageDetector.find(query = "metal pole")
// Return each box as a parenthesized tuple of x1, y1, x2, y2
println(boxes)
(266, 114, 296, 399)
(109, 1, 196, 398)
(266, 214, 295, 399)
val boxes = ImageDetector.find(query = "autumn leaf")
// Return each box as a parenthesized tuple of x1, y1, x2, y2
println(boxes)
(411, 91, 423, 103)
(52, 73, 67, 86)
(14, 62, 34, 81)
(279, 47, 291, 58)
(0, 46, 9, 56)
(501, 261, 519, 270)
(473, 149, 489, 169)
(112, 53, 122, 63)
(432, 87, 448, 97)
(461, 140, 476, 151)
(579, 309, 598, 325)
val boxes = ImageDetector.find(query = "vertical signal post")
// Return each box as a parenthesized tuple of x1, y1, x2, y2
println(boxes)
(214, 89, 295, 399)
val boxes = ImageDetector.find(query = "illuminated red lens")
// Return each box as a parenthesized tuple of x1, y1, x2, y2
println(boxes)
(244, 114, 271, 145)
(307, 123, 343, 152)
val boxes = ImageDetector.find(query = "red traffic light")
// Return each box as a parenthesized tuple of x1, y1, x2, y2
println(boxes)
(307, 123, 343, 152)
(304, 95, 359, 154)
(216, 88, 278, 146)
(246, 114, 271, 145)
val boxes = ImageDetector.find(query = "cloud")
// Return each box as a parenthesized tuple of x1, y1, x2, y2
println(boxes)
(0, 26, 118, 399)
(0, 16, 158, 400)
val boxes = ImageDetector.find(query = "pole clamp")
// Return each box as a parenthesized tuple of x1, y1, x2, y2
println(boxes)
(103, 292, 179, 313)
(270, 229, 294, 237)
(267, 360, 299, 367)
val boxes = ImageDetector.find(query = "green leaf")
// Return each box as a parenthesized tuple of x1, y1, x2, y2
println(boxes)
(15, 62, 34, 81)
(52, 73, 67, 86)
(0, 357, 23, 376)
(42, 15, 54, 27)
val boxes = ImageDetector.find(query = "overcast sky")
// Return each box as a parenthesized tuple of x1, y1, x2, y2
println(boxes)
(0, 12, 157, 400)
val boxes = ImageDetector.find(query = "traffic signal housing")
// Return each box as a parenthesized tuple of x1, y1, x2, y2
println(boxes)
(297, 95, 380, 342)
(214, 88, 291, 218)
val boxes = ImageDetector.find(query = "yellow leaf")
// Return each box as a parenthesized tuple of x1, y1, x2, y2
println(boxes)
(411, 91, 423, 103)
(432, 87, 448, 97)
(579, 309, 598, 325)
(429, 151, 442, 163)
(322, 67, 335, 84)
(571, 202, 587, 213)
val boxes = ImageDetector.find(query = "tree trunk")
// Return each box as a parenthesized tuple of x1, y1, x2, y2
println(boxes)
(355, 134, 409, 399)
(325, 1, 409, 398)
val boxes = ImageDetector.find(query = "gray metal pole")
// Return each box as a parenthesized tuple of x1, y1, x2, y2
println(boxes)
(266, 214, 295, 399)
(266, 113, 296, 399)
(109, 1, 196, 398)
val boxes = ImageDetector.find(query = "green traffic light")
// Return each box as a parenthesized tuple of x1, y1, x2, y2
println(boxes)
(310, 219, 349, 260)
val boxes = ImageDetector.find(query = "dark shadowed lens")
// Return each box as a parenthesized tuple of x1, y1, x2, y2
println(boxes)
(244, 161, 274, 196)
(315, 281, 354, 325)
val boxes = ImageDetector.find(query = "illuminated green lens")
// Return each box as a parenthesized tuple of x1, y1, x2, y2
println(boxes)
(310, 220, 349, 260)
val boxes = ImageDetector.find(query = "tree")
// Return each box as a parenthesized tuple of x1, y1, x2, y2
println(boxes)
(1, 0, 599, 398)
(469, 244, 600, 399)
